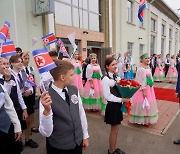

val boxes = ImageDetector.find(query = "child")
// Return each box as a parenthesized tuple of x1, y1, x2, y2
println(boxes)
(129, 53, 158, 125)
(102, 57, 130, 154)
(82, 53, 104, 112)
(39, 60, 89, 154)
(71, 51, 84, 95)
(166, 55, 178, 83)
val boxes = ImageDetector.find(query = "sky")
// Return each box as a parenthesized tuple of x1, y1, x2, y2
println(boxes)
(163, 0, 180, 15)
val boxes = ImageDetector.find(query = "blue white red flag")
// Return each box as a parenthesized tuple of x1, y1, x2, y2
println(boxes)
(57, 38, 70, 58)
(0, 41, 16, 57)
(27, 74, 37, 87)
(0, 21, 10, 42)
(41, 33, 57, 46)
(32, 48, 57, 74)
(138, 0, 146, 22)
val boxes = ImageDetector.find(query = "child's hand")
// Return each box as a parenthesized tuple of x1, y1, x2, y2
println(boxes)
(41, 91, 52, 116)
(82, 138, 89, 150)
(122, 98, 130, 102)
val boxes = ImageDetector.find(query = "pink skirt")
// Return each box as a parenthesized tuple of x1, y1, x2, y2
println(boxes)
(129, 85, 158, 125)
(153, 67, 165, 81)
(166, 67, 178, 81)
(72, 74, 84, 95)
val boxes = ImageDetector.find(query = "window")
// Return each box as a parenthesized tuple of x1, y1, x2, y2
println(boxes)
(151, 18, 156, 32)
(139, 44, 144, 55)
(169, 41, 171, 53)
(169, 28, 172, 38)
(175, 31, 178, 40)
(127, 42, 133, 55)
(150, 35, 155, 55)
(127, 0, 133, 23)
(161, 24, 165, 35)
(55, 0, 101, 32)
(161, 38, 165, 57)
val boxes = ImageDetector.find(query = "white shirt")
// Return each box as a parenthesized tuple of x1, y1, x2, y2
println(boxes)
(0, 73, 16, 94)
(11, 70, 27, 110)
(1, 84, 21, 133)
(39, 84, 89, 139)
(101, 72, 122, 103)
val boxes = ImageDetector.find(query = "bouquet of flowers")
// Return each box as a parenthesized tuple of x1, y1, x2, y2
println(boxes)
(116, 79, 141, 116)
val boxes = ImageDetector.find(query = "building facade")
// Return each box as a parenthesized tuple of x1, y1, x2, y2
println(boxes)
(108, 0, 180, 65)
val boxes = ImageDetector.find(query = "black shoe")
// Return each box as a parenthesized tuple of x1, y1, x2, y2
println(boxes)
(174, 140, 180, 145)
(31, 127, 39, 133)
(25, 139, 38, 148)
(115, 148, 126, 154)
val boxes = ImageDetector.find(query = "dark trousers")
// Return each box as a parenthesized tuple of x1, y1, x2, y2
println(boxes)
(152, 67, 156, 76)
(0, 124, 22, 154)
(46, 139, 82, 154)
(164, 65, 169, 77)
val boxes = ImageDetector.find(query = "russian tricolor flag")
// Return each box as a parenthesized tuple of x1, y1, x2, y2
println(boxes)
(27, 74, 37, 87)
(32, 48, 57, 74)
(41, 33, 57, 46)
(0, 21, 10, 42)
(138, 0, 146, 22)
(57, 38, 70, 58)
(0, 41, 16, 57)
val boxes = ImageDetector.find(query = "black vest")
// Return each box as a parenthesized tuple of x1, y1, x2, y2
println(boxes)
(47, 85, 83, 150)
(0, 85, 11, 133)
(10, 75, 21, 111)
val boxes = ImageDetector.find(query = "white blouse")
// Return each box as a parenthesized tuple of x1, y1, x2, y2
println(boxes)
(101, 72, 122, 103)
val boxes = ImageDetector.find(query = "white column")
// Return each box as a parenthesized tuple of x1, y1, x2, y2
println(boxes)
(165, 24, 169, 55)
(109, 0, 113, 48)
(48, 13, 56, 49)
(156, 15, 162, 54)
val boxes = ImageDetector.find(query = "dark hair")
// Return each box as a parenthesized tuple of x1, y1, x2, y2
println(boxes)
(50, 60, 74, 81)
(9, 55, 22, 64)
(15, 47, 22, 53)
(104, 57, 116, 74)
(49, 51, 58, 57)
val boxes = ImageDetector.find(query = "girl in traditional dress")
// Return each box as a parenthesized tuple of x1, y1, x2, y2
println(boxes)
(102, 57, 130, 154)
(166, 55, 178, 83)
(153, 54, 165, 82)
(71, 51, 84, 95)
(124, 53, 134, 79)
(82, 53, 105, 111)
(129, 53, 158, 125)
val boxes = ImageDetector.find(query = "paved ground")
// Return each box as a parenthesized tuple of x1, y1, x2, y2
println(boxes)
(22, 81, 180, 154)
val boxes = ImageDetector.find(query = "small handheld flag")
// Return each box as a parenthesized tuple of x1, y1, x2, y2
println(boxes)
(42, 33, 57, 46)
(57, 38, 70, 58)
(32, 36, 38, 47)
(32, 48, 57, 74)
(27, 74, 37, 87)
(67, 32, 77, 58)
(138, 0, 146, 22)
(0, 41, 16, 57)
(0, 21, 10, 42)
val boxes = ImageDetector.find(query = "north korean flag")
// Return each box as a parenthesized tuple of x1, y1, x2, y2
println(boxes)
(0, 41, 16, 57)
(27, 74, 37, 87)
(0, 21, 10, 42)
(41, 33, 57, 46)
(32, 48, 57, 74)
(57, 38, 70, 58)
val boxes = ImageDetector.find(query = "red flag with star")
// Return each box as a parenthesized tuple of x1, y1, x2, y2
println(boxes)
(32, 48, 57, 73)
(27, 74, 37, 87)
(41, 33, 57, 46)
